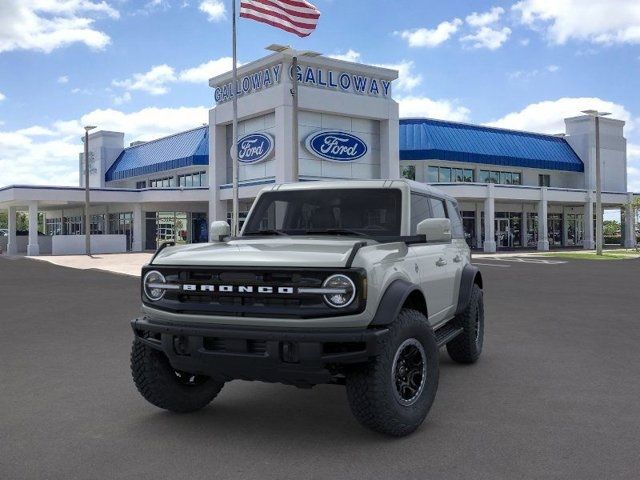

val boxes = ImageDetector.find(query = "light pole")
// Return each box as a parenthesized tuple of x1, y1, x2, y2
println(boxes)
(266, 44, 321, 182)
(581, 110, 610, 256)
(83, 125, 97, 256)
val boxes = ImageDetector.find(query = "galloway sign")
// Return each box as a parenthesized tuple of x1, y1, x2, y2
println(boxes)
(235, 133, 275, 164)
(213, 62, 393, 104)
(214, 64, 282, 104)
(291, 64, 392, 98)
(305, 131, 368, 162)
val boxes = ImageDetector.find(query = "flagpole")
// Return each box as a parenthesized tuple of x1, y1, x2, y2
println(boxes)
(231, 0, 240, 236)
(291, 55, 299, 182)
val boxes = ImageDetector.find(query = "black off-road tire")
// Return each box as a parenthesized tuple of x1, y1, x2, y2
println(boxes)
(345, 309, 439, 437)
(446, 283, 484, 364)
(131, 339, 224, 413)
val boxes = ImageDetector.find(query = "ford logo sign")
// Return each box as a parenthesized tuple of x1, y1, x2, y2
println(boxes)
(234, 133, 274, 164)
(305, 131, 368, 162)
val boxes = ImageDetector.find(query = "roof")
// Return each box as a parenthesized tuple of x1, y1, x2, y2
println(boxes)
(105, 126, 209, 181)
(399, 118, 584, 172)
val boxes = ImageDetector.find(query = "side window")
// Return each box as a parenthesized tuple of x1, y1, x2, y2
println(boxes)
(446, 200, 465, 239)
(410, 194, 431, 234)
(429, 197, 447, 219)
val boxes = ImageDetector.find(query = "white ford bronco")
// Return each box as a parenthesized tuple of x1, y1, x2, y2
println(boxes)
(131, 180, 484, 436)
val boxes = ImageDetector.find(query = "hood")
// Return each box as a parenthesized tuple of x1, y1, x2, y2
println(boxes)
(152, 237, 365, 268)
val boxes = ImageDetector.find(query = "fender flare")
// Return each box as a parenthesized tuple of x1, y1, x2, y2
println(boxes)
(370, 279, 425, 326)
(455, 264, 483, 316)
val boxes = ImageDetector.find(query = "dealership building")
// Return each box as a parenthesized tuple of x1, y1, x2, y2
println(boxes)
(0, 52, 637, 255)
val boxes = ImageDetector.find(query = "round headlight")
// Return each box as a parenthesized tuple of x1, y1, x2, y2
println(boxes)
(322, 274, 356, 308)
(143, 270, 166, 301)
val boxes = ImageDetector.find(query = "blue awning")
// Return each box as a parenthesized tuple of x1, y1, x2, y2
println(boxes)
(399, 118, 584, 172)
(105, 126, 209, 181)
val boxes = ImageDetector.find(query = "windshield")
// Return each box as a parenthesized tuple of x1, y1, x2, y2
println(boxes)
(242, 188, 402, 238)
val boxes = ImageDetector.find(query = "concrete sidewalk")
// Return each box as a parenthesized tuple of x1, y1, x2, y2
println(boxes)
(25, 252, 152, 277)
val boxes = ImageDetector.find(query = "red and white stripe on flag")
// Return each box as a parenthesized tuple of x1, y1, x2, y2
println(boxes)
(239, 0, 320, 37)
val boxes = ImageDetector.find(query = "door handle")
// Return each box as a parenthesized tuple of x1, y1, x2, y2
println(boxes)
(453, 255, 462, 263)
(436, 257, 447, 267)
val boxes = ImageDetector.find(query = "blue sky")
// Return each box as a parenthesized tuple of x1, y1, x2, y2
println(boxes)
(1, 0, 639, 192)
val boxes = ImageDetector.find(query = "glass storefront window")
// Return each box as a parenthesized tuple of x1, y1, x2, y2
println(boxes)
(500, 172, 513, 185)
(526, 213, 538, 247)
(439, 167, 452, 182)
(402, 165, 416, 180)
(108, 212, 133, 251)
(548, 214, 563, 246)
(479, 170, 490, 183)
(512, 173, 522, 185)
(461, 211, 476, 248)
(427, 166, 439, 183)
(145, 211, 208, 250)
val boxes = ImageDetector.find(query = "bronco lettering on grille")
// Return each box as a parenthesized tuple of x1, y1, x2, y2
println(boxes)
(181, 284, 295, 294)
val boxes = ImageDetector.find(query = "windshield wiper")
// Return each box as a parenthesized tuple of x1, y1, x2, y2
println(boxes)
(304, 228, 370, 238)
(243, 229, 288, 236)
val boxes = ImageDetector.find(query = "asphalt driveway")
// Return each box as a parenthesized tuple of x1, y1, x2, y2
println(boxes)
(1, 256, 639, 479)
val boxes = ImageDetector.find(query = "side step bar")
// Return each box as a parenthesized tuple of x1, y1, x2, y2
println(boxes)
(434, 323, 464, 347)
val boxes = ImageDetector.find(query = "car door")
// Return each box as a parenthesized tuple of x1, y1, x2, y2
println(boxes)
(445, 199, 468, 312)
(426, 196, 459, 320)
(408, 193, 454, 324)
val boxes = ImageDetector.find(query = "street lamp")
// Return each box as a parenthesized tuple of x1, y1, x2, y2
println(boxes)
(266, 44, 321, 182)
(83, 125, 97, 256)
(581, 110, 611, 256)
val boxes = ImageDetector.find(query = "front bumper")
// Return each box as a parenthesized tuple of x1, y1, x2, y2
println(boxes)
(131, 317, 389, 387)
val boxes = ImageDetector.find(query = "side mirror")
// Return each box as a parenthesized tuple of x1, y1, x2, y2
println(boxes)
(210, 221, 230, 242)
(416, 218, 452, 243)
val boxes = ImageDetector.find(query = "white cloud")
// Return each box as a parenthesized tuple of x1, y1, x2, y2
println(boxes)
(112, 64, 177, 95)
(513, 0, 640, 45)
(57, 75, 69, 84)
(0, 92, 5, 102)
(112, 91, 131, 105)
(373, 60, 422, 93)
(179, 57, 234, 83)
(466, 6, 504, 27)
(111, 57, 234, 97)
(398, 96, 471, 122)
(520, 38, 530, 46)
(328, 50, 362, 63)
(485, 97, 634, 134)
(199, 0, 226, 22)
(508, 64, 560, 81)
(461, 26, 511, 50)
(0, 106, 209, 188)
(396, 19, 462, 47)
(0, 0, 119, 54)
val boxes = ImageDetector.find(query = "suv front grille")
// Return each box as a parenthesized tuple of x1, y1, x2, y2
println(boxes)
(142, 266, 366, 319)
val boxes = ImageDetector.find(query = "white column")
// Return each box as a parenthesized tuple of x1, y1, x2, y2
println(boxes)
(7, 206, 18, 255)
(583, 195, 595, 249)
(537, 187, 549, 251)
(132, 204, 143, 252)
(562, 207, 569, 247)
(474, 202, 482, 250)
(209, 114, 230, 227)
(274, 104, 295, 184)
(624, 194, 636, 248)
(483, 184, 496, 253)
(27, 201, 40, 256)
(380, 102, 399, 179)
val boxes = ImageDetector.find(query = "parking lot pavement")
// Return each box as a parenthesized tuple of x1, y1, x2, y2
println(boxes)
(1, 257, 640, 480)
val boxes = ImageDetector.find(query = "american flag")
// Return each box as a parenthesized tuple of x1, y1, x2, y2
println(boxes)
(240, 0, 321, 38)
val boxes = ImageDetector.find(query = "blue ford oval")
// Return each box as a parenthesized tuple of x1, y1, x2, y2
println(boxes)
(305, 131, 368, 162)
(236, 133, 274, 164)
